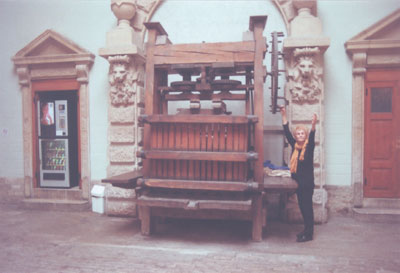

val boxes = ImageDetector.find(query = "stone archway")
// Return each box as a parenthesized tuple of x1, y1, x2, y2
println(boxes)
(100, 0, 330, 222)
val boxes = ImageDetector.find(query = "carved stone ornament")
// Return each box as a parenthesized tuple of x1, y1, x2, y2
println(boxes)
(76, 64, 89, 83)
(108, 55, 138, 106)
(287, 47, 322, 103)
(16, 66, 30, 87)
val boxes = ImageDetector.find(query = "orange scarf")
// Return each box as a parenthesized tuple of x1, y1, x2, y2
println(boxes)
(290, 139, 308, 174)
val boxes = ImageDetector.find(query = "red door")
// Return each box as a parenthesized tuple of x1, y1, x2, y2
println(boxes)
(364, 70, 400, 198)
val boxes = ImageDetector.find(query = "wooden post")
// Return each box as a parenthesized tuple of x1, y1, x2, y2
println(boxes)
(143, 22, 169, 179)
(250, 16, 267, 241)
(141, 23, 169, 234)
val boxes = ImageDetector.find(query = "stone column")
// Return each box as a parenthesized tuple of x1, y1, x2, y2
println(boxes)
(351, 52, 367, 208)
(16, 66, 33, 198)
(99, 0, 146, 216)
(282, 0, 330, 223)
(76, 64, 92, 199)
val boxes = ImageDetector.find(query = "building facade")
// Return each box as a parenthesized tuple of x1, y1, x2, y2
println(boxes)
(1, 0, 399, 222)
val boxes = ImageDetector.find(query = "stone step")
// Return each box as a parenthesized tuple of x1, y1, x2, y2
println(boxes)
(362, 198, 400, 209)
(31, 187, 84, 201)
(353, 207, 400, 223)
(21, 198, 90, 212)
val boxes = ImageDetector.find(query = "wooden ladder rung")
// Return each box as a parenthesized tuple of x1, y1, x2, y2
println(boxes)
(138, 178, 259, 191)
(137, 150, 257, 162)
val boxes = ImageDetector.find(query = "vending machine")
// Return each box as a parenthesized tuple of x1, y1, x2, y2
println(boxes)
(37, 91, 79, 188)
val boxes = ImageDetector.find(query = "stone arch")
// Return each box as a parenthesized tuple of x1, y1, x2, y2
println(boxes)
(141, 0, 293, 40)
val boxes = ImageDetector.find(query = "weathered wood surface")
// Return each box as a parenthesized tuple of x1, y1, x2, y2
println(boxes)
(101, 170, 143, 189)
(138, 150, 257, 162)
(263, 176, 298, 191)
(153, 41, 256, 65)
(137, 194, 252, 211)
(141, 16, 268, 241)
(138, 178, 259, 191)
(150, 207, 253, 220)
(164, 91, 247, 101)
(139, 114, 258, 124)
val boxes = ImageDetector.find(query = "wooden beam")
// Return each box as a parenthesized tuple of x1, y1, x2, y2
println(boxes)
(138, 178, 259, 191)
(152, 41, 256, 65)
(137, 150, 258, 162)
(139, 114, 258, 124)
(137, 195, 252, 211)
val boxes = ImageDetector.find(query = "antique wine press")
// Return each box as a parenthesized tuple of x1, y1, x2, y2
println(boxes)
(136, 16, 284, 241)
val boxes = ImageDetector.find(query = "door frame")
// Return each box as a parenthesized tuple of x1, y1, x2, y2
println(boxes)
(364, 70, 399, 198)
(12, 30, 94, 199)
(32, 79, 81, 189)
(345, 9, 400, 207)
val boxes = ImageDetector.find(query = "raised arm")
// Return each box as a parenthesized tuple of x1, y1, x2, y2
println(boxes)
(311, 113, 317, 131)
(280, 105, 288, 125)
(280, 105, 295, 146)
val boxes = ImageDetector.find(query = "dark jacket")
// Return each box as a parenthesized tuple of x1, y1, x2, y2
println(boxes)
(283, 123, 315, 188)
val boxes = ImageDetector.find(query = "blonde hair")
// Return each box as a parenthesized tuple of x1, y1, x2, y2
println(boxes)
(293, 125, 309, 142)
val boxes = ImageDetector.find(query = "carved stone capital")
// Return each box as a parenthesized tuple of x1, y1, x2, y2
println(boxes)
(107, 54, 145, 107)
(16, 66, 30, 87)
(352, 52, 367, 75)
(286, 47, 323, 104)
(76, 64, 89, 83)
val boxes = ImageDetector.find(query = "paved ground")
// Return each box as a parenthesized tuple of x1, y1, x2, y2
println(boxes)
(0, 202, 399, 273)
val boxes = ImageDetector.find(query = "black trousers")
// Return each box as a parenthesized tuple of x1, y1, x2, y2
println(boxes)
(296, 186, 314, 236)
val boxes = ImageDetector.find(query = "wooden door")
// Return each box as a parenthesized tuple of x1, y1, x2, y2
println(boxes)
(364, 70, 400, 198)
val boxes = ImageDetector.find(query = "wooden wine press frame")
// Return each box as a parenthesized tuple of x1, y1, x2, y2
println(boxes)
(136, 16, 268, 241)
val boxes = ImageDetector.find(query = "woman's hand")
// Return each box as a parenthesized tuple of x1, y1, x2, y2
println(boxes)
(311, 113, 317, 131)
(279, 105, 288, 125)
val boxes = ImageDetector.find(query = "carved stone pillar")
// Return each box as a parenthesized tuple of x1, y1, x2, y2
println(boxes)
(76, 64, 91, 199)
(282, 0, 330, 223)
(99, 0, 152, 216)
(16, 66, 33, 198)
(351, 52, 367, 208)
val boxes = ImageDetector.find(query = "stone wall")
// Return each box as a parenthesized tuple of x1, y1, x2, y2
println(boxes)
(0, 177, 25, 202)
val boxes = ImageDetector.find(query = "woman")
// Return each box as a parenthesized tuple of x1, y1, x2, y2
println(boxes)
(280, 106, 317, 242)
(40, 103, 54, 125)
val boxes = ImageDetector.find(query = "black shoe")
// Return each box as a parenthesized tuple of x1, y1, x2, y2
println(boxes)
(296, 234, 313, 242)
(296, 230, 305, 239)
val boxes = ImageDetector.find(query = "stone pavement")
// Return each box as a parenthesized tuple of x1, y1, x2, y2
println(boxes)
(0, 202, 399, 273)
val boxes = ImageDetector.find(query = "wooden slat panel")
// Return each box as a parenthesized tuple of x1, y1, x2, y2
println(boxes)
(194, 124, 201, 180)
(206, 124, 213, 180)
(181, 124, 189, 179)
(167, 123, 175, 178)
(141, 114, 258, 124)
(232, 124, 240, 181)
(238, 125, 246, 181)
(200, 124, 207, 180)
(187, 124, 195, 180)
(219, 124, 227, 181)
(226, 125, 233, 181)
(141, 178, 259, 192)
(212, 124, 220, 181)
(157, 125, 164, 177)
(153, 41, 256, 65)
(175, 124, 182, 179)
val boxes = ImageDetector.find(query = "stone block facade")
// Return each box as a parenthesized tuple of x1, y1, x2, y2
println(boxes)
(0, 177, 25, 201)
